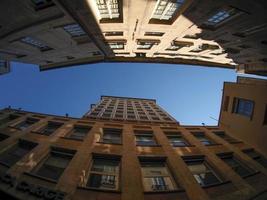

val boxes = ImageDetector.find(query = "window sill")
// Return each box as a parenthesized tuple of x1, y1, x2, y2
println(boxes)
(31, 131, 51, 136)
(229, 141, 243, 144)
(0, 161, 11, 168)
(144, 188, 185, 194)
(97, 141, 122, 145)
(60, 136, 84, 142)
(243, 171, 260, 179)
(202, 180, 231, 189)
(23, 172, 58, 184)
(77, 186, 121, 193)
(136, 144, 161, 147)
(8, 125, 22, 130)
(204, 143, 222, 146)
(173, 145, 195, 148)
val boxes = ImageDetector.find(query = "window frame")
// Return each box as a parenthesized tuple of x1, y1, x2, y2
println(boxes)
(32, 147, 75, 181)
(139, 157, 178, 192)
(135, 131, 158, 146)
(86, 155, 121, 191)
(232, 97, 254, 119)
(183, 156, 223, 187)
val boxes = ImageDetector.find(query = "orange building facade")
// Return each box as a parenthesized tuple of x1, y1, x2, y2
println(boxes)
(0, 96, 266, 200)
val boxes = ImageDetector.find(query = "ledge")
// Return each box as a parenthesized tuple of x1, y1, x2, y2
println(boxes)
(136, 144, 161, 147)
(144, 188, 185, 194)
(202, 180, 232, 189)
(23, 172, 58, 184)
(243, 171, 261, 179)
(77, 186, 121, 193)
(97, 141, 122, 146)
(59, 136, 84, 142)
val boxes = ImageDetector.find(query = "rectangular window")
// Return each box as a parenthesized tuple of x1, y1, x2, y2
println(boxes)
(166, 41, 193, 51)
(37, 122, 62, 136)
(0, 114, 19, 126)
(144, 32, 165, 36)
(0, 140, 37, 167)
(14, 118, 39, 130)
(20, 37, 52, 52)
(95, 0, 120, 19)
(218, 154, 255, 177)
(192, 132, 216, 145)
(34, 148, 75, 181)
(63, 24, 86, 37)
(137, 40, 160, 50)
(213, 131, 238, 143)
(263, 104, 267, 125)
(135, 131, 157, 146)
(140, 159, 177, 191)
(101, 128, 122, 144)
(243, 149, 267, 168)
(108, 41, 125, 49)
(68, 126, 91, 140)
(104, 31, 123, 36)
(223, 96, 230, 111)
(204, 7, 239, 27)
(0, 133, 9, 142)
(32, 0, 55, 10)
(166, 133, 190, 147)
(190, 44, 219, 53)
(151, 0, 185, 21)
(232, 98, 254, 118)
(184, 157, 222, 187)
(87, 157, 120, 190)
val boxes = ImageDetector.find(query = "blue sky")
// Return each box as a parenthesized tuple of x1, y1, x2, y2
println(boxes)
(0, 61, 239, 125)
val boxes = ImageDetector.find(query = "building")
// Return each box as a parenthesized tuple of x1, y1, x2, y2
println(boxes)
(0, 0, 266, 75)
(219, 76, 267, 158)
(0, 60, 10, 75)
(0, 96, 266, 200)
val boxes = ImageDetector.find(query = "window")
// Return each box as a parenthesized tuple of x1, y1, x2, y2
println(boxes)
(144, 32, 165, 36)
(243, 149, 267, 168)
(100, 128, 122, 144)
(0, 140, 37, 167)
(223, 96, 230, 111)
(166, 41, 193, 51)
(68, 126, 91, 140)
(151, 0, 185, 21)
(14, 118, 39, 130)
(34, 148, 75, 181)
(20, 37, 52, 52)
(104, 31, 123, 36)
(87, 157, 120, 190)
(37, 122, 62, 136)
(135, 131, 157, 146)
(140, 158, 177, 191)
(232, 98, 254, 118)
(263, 104, 267, 125)
(32, 0, 55, 10)
(108, 41, 125, 49)
(0, 114, 19, 126)
(190, 44, 219, 53)
(204, 7, 239, 27)
(193, 132, 216, 145)
(137, 40, 159, 50)
(213, 131, 239, 143)
(95, 0, 120, 20)
(0, 133, 9, 142)
(166, 133, 190, 147)
(218, 154, 255, 177)
(63, 24, 86, 37)
(184, 157, 222, 187)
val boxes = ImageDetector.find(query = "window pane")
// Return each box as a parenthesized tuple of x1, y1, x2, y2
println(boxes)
(221, 156, 254, 177)
(186, 160, 221, 186)
(35, 152, 73, 180)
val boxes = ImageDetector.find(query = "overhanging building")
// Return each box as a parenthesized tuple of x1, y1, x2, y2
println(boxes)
(0, 0, 266, 75)
(0, 96, 266, 200)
